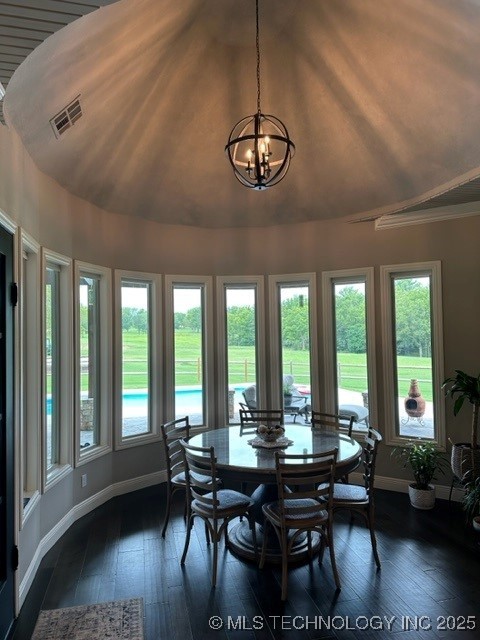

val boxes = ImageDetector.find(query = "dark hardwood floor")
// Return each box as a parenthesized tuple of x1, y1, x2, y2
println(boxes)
(9, 485, 480, 640)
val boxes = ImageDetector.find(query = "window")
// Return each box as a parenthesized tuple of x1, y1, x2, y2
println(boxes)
(19, 231, 41, 519)
(268, 274, 318, 413)
(381, 262, 445, 447)
(216, 276, 266, 424)
(114, 271, 161, 448)
(322, 268, 377, 431)
(164, 276, 213, 427)
(75, 262, 112, 463)
(42, 249, 72, 487)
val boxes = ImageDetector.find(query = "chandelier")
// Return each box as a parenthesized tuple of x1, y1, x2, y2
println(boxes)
(225, 0, 295, 190)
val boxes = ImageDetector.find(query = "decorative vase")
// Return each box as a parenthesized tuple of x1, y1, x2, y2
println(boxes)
(408, 483, 436, 510)
(404, 379, 426, 418)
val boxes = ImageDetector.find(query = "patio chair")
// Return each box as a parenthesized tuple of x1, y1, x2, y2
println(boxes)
(282, 374, 310, 423)
(242, 385, 257, 410)
(338, 390, 369, 429)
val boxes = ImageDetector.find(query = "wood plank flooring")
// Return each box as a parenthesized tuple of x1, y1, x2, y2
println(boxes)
(9, 486, 480, 640)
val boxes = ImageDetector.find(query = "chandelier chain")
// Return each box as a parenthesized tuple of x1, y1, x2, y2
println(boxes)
(256, 0, 261, 114)
(225, 0, 294, 189)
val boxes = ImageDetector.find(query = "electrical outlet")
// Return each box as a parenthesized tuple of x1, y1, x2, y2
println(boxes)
(81, 474, 87, 488)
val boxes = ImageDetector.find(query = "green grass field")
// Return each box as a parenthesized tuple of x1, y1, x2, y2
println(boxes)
(80, 329, 434, 401)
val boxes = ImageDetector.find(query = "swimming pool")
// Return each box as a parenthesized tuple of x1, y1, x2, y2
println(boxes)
(51, 384, 311, 417)
(120, 386, 249, 417)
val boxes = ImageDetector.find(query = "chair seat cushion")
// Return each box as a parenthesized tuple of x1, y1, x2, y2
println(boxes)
(192, 489, 252, 514)
(172, 470, 215, 486)
(332, 483, 368, 502)
(263, 498, 327, 524)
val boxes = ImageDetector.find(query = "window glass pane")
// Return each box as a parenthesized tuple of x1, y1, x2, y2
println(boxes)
(45, 266, 60, 469)
(22, 255, 28, 495)
(279, 284, 311, 421)
(79, 274, 100, 451)
(333, 281, 370, 429)
(393, 275, 435, 439)
(121, 281, 151, 438)
(173, 286, 204, 425)
(225, 286, 257, 423)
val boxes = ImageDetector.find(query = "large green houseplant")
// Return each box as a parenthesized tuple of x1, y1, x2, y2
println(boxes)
(392, 441, 449, 510)
(442, 370, 480, 481)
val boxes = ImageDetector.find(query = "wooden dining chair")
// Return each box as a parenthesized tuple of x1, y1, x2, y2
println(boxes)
(239, 408, 284, 433)
(311, 411, 355, 482)
(160, 416, 191, 537)
(330, 427, 383, 569)
(259, 447, 340, 601)
(311, 410, 354, 437)
(180, 440, 257, 587)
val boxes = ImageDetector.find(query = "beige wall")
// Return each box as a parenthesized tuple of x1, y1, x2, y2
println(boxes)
(2, 122, 479, 586)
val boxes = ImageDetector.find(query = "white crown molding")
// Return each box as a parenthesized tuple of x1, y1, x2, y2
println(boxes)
(375, 201, 480, 230)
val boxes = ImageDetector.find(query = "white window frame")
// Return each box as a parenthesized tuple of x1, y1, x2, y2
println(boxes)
(164, 275, 214, 429)
(114, 270, 162, 450)
(18, 231, 41, 523)
(380, 261, 446, 448)
(268, 273, 319, 411)
(215, 276, 266, 425)
(322, 267, 377, 434)
(41, 248, 73, 490)
(74, 261, 112, 464)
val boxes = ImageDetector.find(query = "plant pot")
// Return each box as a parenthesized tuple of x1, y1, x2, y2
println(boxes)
(284, 394, 292, 407)
(450, 443, 480, 481)
(408, 483, 436, 510)
(473, 516, 480, 533)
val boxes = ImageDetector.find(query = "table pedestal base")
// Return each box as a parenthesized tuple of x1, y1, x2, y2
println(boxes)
(228, 520, 321, 564)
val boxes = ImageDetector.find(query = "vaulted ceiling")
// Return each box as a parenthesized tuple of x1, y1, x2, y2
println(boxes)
(3, 0, 480, 228)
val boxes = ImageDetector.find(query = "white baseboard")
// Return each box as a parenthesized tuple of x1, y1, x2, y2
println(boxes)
(19, 470, 167, 608)
(350, 472, 464, 502)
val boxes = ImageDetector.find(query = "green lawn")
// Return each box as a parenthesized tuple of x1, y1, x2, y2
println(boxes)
(81, 330, 434, 401)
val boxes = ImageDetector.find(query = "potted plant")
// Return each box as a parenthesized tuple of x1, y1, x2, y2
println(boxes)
(392, 440, 449, 509)
(442, 370, 480, 482)
(463, 475, 480, 532)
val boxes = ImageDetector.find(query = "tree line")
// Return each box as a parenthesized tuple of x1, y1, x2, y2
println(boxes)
(81, 280, 431, 357)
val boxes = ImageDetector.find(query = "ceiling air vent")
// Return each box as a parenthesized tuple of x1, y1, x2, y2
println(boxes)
(50, 96, 82, 138)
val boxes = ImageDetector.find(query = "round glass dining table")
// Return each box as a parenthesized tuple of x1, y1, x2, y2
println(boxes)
(188, 425, 362, 563)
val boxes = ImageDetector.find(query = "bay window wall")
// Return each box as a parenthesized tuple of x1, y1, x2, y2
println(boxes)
(322, 268, 377, 431)
(216, 276, 266, 424)
(115, 271, 161, 447)
(75, 262, 112, 463)
(381, 262, 445, 447)
(42, 249, 72, 488)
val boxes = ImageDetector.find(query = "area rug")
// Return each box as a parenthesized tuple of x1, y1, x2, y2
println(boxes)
(31, 598, 144, 640)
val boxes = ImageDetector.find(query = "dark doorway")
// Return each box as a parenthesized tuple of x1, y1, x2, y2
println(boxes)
(0, 225, 15, 640)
